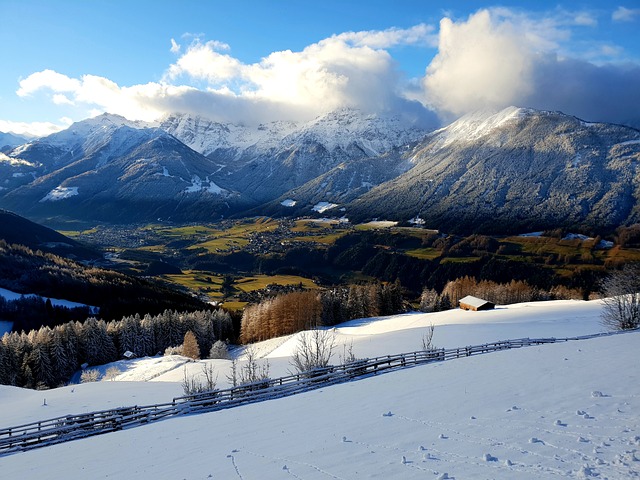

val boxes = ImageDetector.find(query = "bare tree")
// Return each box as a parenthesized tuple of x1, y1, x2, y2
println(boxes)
(421, 324, 436, 352)
(601, 264, 640, 330)
(227, 345, 270, 387)
(182, 363, 218, 395)
(290, 328, 336, 373)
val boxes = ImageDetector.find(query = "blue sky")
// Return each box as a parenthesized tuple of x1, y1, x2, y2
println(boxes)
(1, 1, 639, 136)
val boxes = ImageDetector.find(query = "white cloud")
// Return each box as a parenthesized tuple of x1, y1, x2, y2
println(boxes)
(17, 69, 80, 97)
(0, 118, 71, 137)
(164, 41, 243, 84)
(170, 38, 181, 54)
(52, 93, 74, 105)
(612, 6, 640, 22)
(332, 23, 437, 48)
(573, 12, 598, 27)
(9, 11, 640, 136)
(421, 9, 640, 124)
(423, 10, 535, 116)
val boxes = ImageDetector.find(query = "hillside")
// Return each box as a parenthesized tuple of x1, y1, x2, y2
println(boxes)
(0, 238, 209, 330)
(1, 300, 639, 479)
(348, 107, 640, 233)
(0, 209, 99, 260)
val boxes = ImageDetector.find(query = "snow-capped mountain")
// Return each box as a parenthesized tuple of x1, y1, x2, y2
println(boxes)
(213, 109, 430, 202)
(0, 132, 29, 150)
(346, 106, 640, 232)
(4, 106, 640, 232)
(1, 116, 240, 223)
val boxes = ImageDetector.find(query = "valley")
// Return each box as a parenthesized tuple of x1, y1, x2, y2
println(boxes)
(58, 216, 640, 310)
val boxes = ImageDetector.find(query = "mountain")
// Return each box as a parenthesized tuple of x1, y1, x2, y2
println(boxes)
(162, 108, 429, 203)
(0, 132, 29, 150)
(0, 209, 99, 259)
(5, 107, 640, 233)
(345, 106, 640, 233)
(1, 115, 242, 223)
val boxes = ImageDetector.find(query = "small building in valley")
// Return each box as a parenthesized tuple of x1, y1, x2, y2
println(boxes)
(459, 295, 495, 311)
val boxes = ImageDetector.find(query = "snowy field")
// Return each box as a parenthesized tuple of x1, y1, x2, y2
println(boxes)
(1, 299, 639, 479)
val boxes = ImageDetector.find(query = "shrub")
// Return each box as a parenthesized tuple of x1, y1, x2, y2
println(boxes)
(80, 369, 100, 383)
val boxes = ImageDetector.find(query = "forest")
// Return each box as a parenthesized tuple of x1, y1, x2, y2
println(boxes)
(0, 239, 209, 330)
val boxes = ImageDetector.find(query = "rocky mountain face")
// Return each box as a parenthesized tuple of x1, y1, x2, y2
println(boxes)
(0, 132, 29, 150)
(2, 106, 640, 233)
(1, 115, 240, 223)
(161, 108, 429, 203)
(346, 107, 640, 233)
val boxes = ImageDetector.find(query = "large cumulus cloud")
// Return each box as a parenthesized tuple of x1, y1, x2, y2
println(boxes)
(422, 9, 640, 124)
(14, 24, 439, 131)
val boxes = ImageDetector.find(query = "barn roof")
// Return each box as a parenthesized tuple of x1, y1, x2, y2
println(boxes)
(459, 295, 493, 308)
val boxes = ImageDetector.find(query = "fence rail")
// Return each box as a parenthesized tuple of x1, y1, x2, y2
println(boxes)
(0, 330, 634, 456)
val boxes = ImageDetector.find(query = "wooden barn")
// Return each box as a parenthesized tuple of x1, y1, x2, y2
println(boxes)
(459, 295, 495, 311)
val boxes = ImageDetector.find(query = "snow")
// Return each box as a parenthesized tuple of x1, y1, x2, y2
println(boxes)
(409, 216, 426, 225)
(0, 152, 38, 167)
(161, 109, 428, 160)
(40, 186, 79, 202)
(312, 201, 338, 213)
(436, 106, 535, 148)
(184, 175, 224, 194)
(519, 231, 544, 237)
(564, 233, 591, 241)
(0, 286, 97, 313)
(1, 299, 640, 480)
(616, 139, 640, 146)
(280, 198, 296, 207)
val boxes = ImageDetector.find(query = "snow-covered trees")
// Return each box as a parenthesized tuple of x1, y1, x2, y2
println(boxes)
(601, 264, 640, 330)
(209, 340, 230, 359)
(0, 307, 233, 389)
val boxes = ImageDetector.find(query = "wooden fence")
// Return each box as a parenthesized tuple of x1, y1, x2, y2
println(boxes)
(0, 330, 633, 456)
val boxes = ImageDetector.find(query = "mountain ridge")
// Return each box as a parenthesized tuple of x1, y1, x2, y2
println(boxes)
(2, 106, 640, 233)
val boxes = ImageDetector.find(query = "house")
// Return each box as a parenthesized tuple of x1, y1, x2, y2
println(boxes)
(459, 295, 495, 311)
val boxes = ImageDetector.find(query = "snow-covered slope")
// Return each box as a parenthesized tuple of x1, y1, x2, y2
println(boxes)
(1, 299, 639, 479)
(163, 108, 429, 203)
(0, 118, 245, 222)
(348, 106, 640, 232)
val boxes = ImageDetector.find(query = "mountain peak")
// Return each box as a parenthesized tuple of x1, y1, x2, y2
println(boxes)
(435, 106, 565, 147)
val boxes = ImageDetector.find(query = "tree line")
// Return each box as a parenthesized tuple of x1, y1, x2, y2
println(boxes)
(0, 309, 233, 390)
(419, 276, 586, 312)
(240, 282, 404, 344)
(0, 240, 208, 330)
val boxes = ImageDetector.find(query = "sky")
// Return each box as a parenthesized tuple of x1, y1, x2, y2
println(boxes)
(1, 0, 639, 137)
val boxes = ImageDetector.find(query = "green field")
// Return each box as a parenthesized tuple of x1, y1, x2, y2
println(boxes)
(235, 275, 317, 292)
(162, 271, 317, 306)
